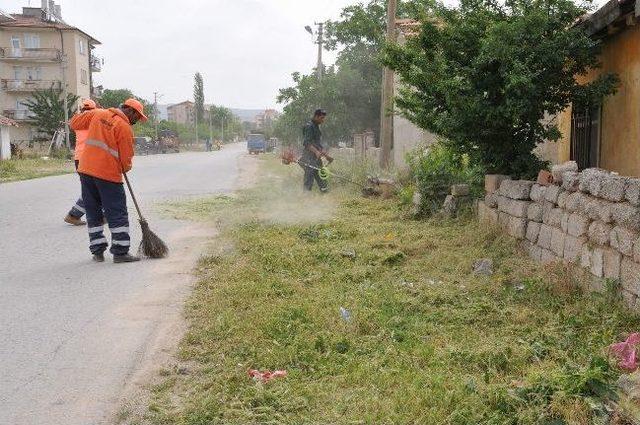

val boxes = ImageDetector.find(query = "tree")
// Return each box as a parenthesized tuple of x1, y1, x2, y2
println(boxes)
(193, 72, 205, 125)
(99, 88, 135, 108)
(383, 0, 618, 177)
(99, 88, 152, 115)
(275, 0, 432, 146)
(22, 87, 79, 141)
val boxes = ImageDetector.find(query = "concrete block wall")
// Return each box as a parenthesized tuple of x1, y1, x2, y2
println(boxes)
(478, 169, 640, 309)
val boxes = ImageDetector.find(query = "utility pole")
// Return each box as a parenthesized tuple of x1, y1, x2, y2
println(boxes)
(194, 104, 198, 145)
(61, 52, 70, 149)
(153, 91, 162, 141)
(221, 118, 225, 142)
(208, 106, 213, 143)
(379, 0, 397, 169)
(316, 22, 323, 81)
(305, 23, 324, 81)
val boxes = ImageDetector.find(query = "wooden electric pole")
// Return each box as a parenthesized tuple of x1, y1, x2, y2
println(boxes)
(379, 0, 397, 169)
(316, 22, 324, 81)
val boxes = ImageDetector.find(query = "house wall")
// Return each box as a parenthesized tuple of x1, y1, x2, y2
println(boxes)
(554, 23, 640, 176)
(391, 31, 438, 169)
(393, 114, 437, 169)
(167, 103, 194, 125)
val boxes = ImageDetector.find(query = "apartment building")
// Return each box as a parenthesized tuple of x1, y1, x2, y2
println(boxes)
(0, 2, 101, 144)
(254, 109, 279, 130)
(167, 101, 195, 125)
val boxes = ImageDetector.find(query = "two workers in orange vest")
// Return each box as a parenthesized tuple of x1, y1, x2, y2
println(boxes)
(66, 98, 148, 263)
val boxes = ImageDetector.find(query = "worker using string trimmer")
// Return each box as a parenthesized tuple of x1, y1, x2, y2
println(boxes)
(300, 109, 333, 193)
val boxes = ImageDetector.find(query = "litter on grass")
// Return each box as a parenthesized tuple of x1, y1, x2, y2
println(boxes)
(340, 307, 351, 322)
(609, 333, 640, 371)
(248, 369, 287, 382)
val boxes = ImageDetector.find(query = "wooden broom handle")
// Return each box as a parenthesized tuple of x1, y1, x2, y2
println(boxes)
(123, 172, 145, 222)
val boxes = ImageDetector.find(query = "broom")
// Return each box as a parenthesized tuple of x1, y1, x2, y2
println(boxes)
(123, 173, 169, 259)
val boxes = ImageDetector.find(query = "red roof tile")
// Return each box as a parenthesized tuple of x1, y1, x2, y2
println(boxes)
(0, 115, 18, 127)
(1, 14, 100, 44)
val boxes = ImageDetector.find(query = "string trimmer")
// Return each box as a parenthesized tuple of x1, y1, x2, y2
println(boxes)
(281, 150, 389, 195)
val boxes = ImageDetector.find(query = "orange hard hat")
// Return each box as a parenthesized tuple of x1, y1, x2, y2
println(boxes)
(82, 99, 97, 110)
(123, 98, 148, 122)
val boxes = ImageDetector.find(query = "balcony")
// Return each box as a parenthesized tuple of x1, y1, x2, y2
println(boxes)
(3, 109, 36, 122)
(1, 79, 62, 92)
(0, 47, 61, 61)
(90, 54, 102, 72)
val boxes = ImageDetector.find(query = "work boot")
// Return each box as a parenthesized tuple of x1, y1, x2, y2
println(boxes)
(113, 254, 141, 263)
(64, 214, 86, 226)
(92, 253, 105, 262)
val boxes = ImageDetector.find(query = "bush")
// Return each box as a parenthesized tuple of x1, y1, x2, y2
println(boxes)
(408, 141, 484, 217)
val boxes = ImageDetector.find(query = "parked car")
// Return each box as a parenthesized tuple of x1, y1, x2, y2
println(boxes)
(247, 133, 266, 154)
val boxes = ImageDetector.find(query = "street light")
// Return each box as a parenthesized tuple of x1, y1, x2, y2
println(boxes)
(305, 23, 323, 81)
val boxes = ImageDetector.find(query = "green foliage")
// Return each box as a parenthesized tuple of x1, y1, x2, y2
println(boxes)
(275, 0, 432, 146)
(382, 0, 619, 177)
(194, 72, 205, 124)
(0, 157, 73, 182)
(99, 88, 134, 108)
(408, 141, 484, 216)
(22, 87, 79, 141)
(99, 88, 153, 119)
(275, 63, 378, 146)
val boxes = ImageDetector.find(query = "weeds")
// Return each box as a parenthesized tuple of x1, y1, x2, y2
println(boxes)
(139, 156, 640, 425)
(0, 157, 73, 183)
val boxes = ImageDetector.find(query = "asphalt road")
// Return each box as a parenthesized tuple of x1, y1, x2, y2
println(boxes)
(0, 143, 245, 425)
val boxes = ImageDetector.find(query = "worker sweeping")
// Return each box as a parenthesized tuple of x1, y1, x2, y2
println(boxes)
(64, 99, 97, 226)
(301, 109, 333, 192)
(70, 98, 147, 263)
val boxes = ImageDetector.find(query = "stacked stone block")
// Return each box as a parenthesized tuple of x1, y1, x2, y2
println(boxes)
(477, 170, 640, 309)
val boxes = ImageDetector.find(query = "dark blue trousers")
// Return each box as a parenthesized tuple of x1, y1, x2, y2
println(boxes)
(79, 173, 131, 256)
(68, 160, 85, 218)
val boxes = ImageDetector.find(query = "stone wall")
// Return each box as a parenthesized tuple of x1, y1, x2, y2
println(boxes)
(478, 170, 640, 309)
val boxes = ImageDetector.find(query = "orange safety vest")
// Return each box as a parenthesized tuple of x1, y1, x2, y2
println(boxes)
(70, 108, 134, 183)
(73, 129, 89, 161)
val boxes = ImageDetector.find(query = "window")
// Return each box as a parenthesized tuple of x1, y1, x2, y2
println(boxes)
(23, 34, 40, 49)
(570, 106, 601, 169)
(25, 67, 42, 80)
(16, 99, 29, 110)
(79, 39, 86, 55)
(81, 69, 88, 85)
(10, 37, 21, 57)
(13, 66, 23, 80)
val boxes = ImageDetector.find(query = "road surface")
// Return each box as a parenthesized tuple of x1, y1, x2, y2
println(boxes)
(0, 143, 247, 424)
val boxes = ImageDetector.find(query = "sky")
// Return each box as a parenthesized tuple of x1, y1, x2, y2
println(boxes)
(0, 0, 364, 109)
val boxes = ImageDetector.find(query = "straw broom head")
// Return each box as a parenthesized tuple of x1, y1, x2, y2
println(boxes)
(138, 219, 169, 258)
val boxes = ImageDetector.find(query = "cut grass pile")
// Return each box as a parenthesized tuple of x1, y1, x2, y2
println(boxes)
(143, 156, 640, 424)
(0, 157, 73, 183)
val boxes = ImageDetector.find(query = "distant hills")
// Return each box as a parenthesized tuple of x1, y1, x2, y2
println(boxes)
(230, 108, 269, 123)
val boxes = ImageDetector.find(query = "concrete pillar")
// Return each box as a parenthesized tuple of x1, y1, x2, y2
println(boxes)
(0, 126, 11, 160)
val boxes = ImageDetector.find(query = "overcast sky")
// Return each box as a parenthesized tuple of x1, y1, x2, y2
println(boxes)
(0, 0, 364, 109)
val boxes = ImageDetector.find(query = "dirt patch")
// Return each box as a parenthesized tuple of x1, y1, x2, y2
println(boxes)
(110, 223, 216, 424)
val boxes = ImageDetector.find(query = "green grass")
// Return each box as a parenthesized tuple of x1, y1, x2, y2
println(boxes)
(0, 157, 74, 183)
(140, 156, 640, 424)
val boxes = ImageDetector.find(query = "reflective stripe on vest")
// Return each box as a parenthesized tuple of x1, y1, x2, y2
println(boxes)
(86, 139, 119, 158)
